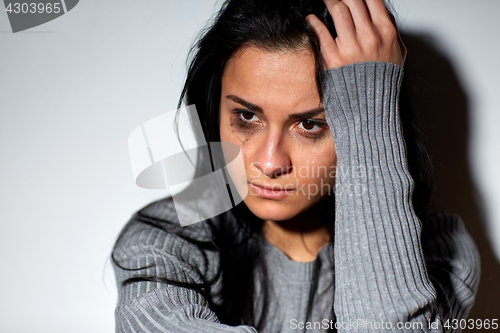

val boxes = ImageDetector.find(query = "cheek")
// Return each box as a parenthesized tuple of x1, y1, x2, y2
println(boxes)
(220, 114, 254, 147)
(219, 113, 231, 143)
(295, 142, 337, 186)
(219, 115, 256, 173)
(321, 144, 337, 185)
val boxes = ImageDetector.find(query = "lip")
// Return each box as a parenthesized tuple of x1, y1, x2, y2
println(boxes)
(249, 182, 294, 200)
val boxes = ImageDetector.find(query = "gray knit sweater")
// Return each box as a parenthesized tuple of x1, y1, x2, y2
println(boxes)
(112, 62, 480, 332)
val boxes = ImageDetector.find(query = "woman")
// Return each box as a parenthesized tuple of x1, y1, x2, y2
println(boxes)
(112, 0, 480, 332)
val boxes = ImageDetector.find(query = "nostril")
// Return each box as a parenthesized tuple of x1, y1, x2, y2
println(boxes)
(269, 166, 293, 178)
(252, 160, 293, 178)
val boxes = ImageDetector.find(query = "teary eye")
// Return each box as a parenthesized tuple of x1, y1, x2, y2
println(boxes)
(241, 111, 257, 121)
(236, 110, 259, 123)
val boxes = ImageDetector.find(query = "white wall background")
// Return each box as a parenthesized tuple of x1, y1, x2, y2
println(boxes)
(0, 1, 498, 331)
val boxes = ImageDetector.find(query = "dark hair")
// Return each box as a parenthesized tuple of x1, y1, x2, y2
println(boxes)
(177, 0, 335, 146)
(112, 0, 432, 330)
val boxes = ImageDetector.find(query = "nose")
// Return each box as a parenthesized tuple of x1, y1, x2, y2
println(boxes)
(252, 131, 292, 178)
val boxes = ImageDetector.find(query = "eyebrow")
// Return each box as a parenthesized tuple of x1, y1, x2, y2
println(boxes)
(225, 95, 324, 120)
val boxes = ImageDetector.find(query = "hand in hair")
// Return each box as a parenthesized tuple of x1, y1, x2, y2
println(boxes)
(306, 0, 407, 69)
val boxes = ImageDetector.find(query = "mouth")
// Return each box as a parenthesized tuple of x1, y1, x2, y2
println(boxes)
(249, 182, 294, 200)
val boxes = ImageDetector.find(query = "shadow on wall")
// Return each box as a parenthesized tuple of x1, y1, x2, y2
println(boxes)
(401, 32, 500, 322)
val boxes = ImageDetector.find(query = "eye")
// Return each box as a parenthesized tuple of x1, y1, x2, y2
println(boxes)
(237, 110, 259, 123)
(298, 119, 322, 132)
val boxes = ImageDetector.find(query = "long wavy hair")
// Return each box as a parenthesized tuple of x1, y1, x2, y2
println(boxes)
(112, 0, 432, 330)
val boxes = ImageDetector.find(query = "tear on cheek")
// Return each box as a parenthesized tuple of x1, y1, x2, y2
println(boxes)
(229, 117, 239, 129)
(223, 122, 245, 145)
(228, 119, 257, 144)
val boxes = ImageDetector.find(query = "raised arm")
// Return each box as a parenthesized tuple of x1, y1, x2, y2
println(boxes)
(307, 0, 478, 331)
(323, 60, 440, 331)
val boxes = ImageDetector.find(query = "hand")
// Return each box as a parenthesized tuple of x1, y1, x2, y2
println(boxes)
(306, 0, 407, 69)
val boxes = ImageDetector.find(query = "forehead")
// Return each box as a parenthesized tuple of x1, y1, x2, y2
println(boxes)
(221, 45, 320, 112)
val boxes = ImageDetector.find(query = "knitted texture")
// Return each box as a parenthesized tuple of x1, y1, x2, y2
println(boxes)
(112, 62, 480, 332)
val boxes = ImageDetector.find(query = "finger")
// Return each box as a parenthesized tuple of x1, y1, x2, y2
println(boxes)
(323, 0, 357, 44)
(398, 30, 407, 64)
(364, 0, 392, 25)
(306, 14, 339, 68)
(389, 14, 407, 64)
(340, 0, 376, 35)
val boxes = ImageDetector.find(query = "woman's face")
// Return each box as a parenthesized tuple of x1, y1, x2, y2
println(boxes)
(219, 45, 337, 222)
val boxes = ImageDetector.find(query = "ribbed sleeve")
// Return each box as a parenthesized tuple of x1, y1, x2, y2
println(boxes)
(111, 61, 480, 333)
(322, 62, 479, 332)
(422, 213, 480, 327)
(112, 205, 258, 333)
